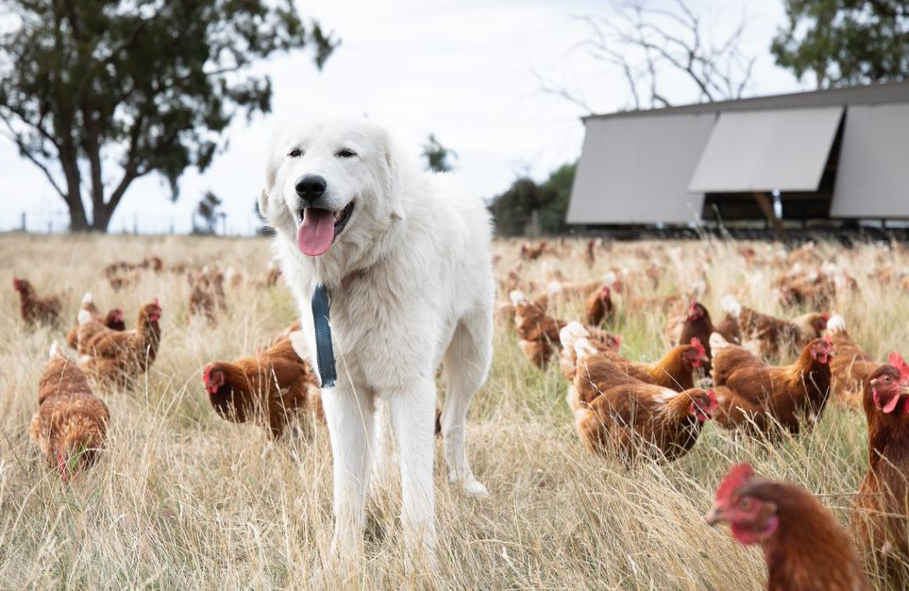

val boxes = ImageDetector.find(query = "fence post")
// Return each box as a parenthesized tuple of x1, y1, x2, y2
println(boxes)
(20, 212, 26, 231)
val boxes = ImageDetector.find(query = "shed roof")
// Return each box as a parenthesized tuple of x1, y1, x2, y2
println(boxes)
(570, 82, 909, 225)
(584, 80, 909, 121)
(831, 103, 909, 218)
(688, 107, 843, 193)
(566, 113, 715, 225)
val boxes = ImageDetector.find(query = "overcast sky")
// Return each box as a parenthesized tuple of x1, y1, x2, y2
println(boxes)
(0, 0, 810, 234)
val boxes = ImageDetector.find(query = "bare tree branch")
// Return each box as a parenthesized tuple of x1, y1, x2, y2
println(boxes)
(543, 0, 755, 112)
(537, 78, 597, 115)
(0, 112, 66, 197)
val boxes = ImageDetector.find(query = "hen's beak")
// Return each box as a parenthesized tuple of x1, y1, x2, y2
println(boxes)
(704, 505, 724, 526)
(901, 384, 909, 396)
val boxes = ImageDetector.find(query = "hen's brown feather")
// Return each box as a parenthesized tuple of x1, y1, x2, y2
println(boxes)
(205, 337, 323, 437)
(30, 349, 109, 477)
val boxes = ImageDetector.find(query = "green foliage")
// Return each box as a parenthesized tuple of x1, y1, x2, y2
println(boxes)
(193, 191, 222, 235)
(489, 163, 577, 237)
(0, 0, 339, 231)
(771, 0, 909, 88)
(421, 133, 457, 172)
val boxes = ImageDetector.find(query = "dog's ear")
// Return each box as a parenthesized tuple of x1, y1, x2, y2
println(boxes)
(259, 153, 280, 220)
(257, 188, 269, 220)
(257, 187, 273, 222)
(259, 128, 288, 220)
(380, 130, 406, 221)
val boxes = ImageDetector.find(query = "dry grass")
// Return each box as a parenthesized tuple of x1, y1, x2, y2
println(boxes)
(1, 233, 908, 590)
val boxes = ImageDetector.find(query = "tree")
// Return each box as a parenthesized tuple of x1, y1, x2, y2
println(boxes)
(421, 134, 457, 172)
(0, 1, 339, 232)
(771, 0, 909, 89)
(542, 0, 756, 112)
(193, 191, 222, 235)
(489, 163, 576, 237)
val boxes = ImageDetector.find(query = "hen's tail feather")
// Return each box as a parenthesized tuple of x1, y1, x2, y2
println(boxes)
(559, 321, 589, 350)
(574, 337, 597, 362)
(826, 314, 847, 334)
(77, 309, 93, 326)
(721, 295, 742, 318)
(710, 332, 730, 351)
(509, 290, 528, 306)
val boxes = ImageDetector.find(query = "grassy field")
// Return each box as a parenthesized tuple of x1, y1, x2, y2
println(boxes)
(1, 233, 908, 590)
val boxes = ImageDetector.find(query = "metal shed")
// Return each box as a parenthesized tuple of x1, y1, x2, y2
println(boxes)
(568, 82, 909, 231)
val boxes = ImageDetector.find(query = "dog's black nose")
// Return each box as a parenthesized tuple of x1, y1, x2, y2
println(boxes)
(295, 175, 327, 202)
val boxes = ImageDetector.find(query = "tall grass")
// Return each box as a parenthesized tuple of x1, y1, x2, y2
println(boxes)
(0, 233, 907, 589)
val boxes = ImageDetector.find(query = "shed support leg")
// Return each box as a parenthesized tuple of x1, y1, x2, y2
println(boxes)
(753, 192, 785, 240)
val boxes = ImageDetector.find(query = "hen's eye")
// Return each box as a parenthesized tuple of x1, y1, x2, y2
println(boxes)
(288, 148, 302, 158)
(336, 148, 357, 158)
(739, 498, 753, 510)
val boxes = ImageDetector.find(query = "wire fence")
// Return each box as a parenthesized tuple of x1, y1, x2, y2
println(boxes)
(1, 210, 263, 237)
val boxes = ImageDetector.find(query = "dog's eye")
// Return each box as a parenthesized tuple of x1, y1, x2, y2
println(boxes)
(287, 148, 302, 158)
(336, 148, 357, 158)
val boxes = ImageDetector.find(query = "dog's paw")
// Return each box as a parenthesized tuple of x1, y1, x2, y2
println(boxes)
(450, 474, 489, 498)
(464, 479, 489, 498)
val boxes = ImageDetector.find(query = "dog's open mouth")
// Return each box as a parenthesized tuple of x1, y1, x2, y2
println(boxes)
(296, 202, 355, 257)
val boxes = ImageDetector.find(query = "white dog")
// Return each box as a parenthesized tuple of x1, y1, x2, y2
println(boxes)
(258, 119, 494, 563)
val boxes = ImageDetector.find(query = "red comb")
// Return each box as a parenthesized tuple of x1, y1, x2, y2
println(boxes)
(202, 364, 212, 383)
(715, 463, 754, 503)
(822, 313, 830, 322)
(690, 338, 706, 357)
(888, 352, 909, 382)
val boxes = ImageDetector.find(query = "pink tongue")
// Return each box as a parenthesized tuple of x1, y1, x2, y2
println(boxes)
(297, 208, 335, 256)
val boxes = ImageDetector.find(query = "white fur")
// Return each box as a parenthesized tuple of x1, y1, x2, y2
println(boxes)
(603, 271, 617, 286)
(259, 118, 494, 564)
(81, 291, 93, 306)
(826, 314, 847, 333)
(77, 309, 92, 326)
(49, 342, 59, 359)
(721, 295, 742, 318)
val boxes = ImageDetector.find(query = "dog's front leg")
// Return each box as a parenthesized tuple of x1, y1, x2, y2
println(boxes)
(322, 383, 375, 568)
(387, 379, 438, 559)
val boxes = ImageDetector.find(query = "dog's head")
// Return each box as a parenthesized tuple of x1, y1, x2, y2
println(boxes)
(259, 119, 405, 259)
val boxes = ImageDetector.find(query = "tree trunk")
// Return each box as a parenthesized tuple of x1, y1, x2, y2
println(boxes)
(67, 199, 90, 231)
(91, 204, 114, 232)
(59, 154, 89, 232)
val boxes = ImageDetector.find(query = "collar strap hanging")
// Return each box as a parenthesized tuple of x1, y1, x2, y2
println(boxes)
(311, 283, 336, 388)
